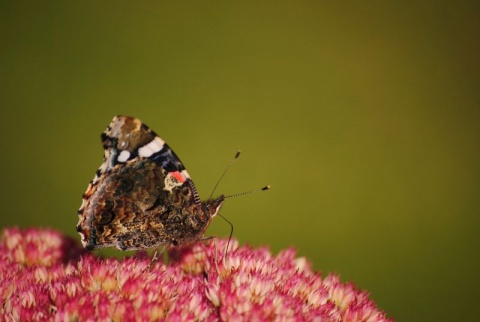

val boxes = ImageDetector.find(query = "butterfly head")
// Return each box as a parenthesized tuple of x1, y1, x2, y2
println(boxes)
(204, 195, 225, 218)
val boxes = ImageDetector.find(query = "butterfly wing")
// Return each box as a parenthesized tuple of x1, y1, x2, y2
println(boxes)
(77, 116, 207, 251)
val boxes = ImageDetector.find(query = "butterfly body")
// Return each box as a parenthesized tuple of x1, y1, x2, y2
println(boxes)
(77, 116, 224, 251)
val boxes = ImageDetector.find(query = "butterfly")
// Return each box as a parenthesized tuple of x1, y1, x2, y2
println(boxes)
(76, 116, 226, 251)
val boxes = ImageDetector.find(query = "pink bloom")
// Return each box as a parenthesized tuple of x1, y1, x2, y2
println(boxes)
(0, 227, 393, 321)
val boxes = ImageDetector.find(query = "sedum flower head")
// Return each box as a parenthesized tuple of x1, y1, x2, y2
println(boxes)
(0, 227, 392, 321)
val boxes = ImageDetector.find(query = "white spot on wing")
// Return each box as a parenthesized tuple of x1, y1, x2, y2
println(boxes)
(138, 137, 164, 157)
(155, 136, 166, 147)
(181, 170, 191, 179)
(163, 172, 184, 192)
(117, 150, 130, 163)
(138, 145, 153, 157)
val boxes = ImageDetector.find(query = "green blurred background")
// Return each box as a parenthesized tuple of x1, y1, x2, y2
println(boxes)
(1, 1, 479, 321)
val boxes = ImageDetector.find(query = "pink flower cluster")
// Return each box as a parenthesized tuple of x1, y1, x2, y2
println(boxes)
(0, 227, 392, 321)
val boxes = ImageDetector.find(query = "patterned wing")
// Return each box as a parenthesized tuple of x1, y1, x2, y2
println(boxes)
(94, 115, 190, 186)
(77, 116, 204, 250)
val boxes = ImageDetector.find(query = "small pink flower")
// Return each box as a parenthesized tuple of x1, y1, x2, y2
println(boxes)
(0, 227, 393, 321)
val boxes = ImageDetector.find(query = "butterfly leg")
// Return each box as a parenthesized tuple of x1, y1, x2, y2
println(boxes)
(199, 235, 215, 242)
(212, 237, 221, 275)
(200, 235, 231, 266)
(144, 246, 165, 271)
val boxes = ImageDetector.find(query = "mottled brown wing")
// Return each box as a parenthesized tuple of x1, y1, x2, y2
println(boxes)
(77, 116, 214, 251)
(78, 159, 162, 250)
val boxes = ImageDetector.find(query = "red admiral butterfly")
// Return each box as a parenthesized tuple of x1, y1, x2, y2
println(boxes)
(77, 116, 231, 251)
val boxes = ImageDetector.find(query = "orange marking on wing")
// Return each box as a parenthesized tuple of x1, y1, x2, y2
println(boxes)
(170, 171, 186, 183)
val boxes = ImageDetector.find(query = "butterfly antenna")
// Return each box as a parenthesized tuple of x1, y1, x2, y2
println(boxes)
(224, 185, 271, 199)
(219, 185, 271, 259)
(209, 150, 270, 260)
(209, 150, 241, 200)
